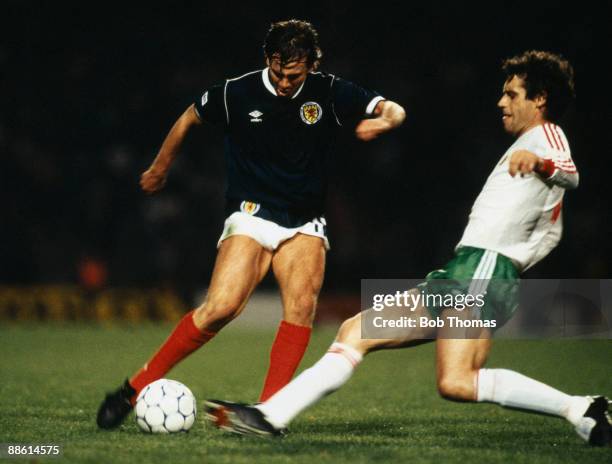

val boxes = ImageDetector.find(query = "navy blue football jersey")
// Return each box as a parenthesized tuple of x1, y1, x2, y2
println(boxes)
(194, 68, 383, 224)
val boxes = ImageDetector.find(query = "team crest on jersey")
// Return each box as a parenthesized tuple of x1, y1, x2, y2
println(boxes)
(240, 201, 261, 215)
(300, 102, 323, 125)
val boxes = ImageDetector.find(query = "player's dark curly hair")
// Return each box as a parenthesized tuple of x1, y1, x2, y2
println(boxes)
(263, 19, 322, 68)
(502, 50, 575, 122)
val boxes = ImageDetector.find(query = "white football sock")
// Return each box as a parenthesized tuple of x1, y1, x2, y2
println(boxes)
(256, 342, 363, 429)
(477, 368, 589, 425)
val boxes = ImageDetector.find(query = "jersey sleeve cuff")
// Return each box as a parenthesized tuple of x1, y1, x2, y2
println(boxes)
(365, 96, 385, 116)
(193, 104, 203, 121)
(536, 158, 556, 178)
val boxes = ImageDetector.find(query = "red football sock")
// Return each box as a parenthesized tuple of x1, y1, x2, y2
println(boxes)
(129, 310, 215, 403)
(259, 320, 312, 402)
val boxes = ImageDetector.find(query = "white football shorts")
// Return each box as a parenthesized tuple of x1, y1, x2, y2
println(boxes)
(217, 212, 330, 251)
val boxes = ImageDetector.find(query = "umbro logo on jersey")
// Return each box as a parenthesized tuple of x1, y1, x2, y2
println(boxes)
(300, 102, 322, 125)
(249, 110, 263, 122)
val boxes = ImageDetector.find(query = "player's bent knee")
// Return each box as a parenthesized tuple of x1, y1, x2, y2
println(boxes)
(437, 377, 462, 400)
(437, 374, 475, 402)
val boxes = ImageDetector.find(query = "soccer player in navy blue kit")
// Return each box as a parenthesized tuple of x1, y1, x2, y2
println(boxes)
(97, 19, 405, 428)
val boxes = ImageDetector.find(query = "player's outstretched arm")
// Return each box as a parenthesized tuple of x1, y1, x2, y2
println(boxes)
(140, 104, 202, 194)
(355, 100, 406, 142)
(508, 150, 579, 190)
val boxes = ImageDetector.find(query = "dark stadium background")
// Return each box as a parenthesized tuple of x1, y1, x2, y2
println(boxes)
(2, 1, 609, 307)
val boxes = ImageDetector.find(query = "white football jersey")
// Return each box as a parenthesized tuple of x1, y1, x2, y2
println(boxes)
(458, 123, 578, 272)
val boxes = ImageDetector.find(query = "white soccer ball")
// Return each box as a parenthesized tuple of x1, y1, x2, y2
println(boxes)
(135, 379, 196, 433)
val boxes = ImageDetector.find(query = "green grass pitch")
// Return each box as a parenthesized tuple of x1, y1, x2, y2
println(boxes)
(0, 323, 610, 463)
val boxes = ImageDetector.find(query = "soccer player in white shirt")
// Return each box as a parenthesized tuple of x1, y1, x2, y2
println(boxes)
(205, 51, 611, 446)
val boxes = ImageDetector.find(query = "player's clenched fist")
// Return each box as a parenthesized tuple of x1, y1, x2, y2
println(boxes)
(355, 100, 405, 142)
(508, 150, 544, 177)
(140, 167, 167, 194)
(355, 118, 392, 141)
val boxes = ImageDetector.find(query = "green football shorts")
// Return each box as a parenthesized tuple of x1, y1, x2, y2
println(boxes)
(419, 246, 520, 328)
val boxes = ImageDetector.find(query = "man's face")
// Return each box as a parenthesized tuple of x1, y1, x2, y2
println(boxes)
(497, 75, 544, 136)
(266, 55, 311, 98)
